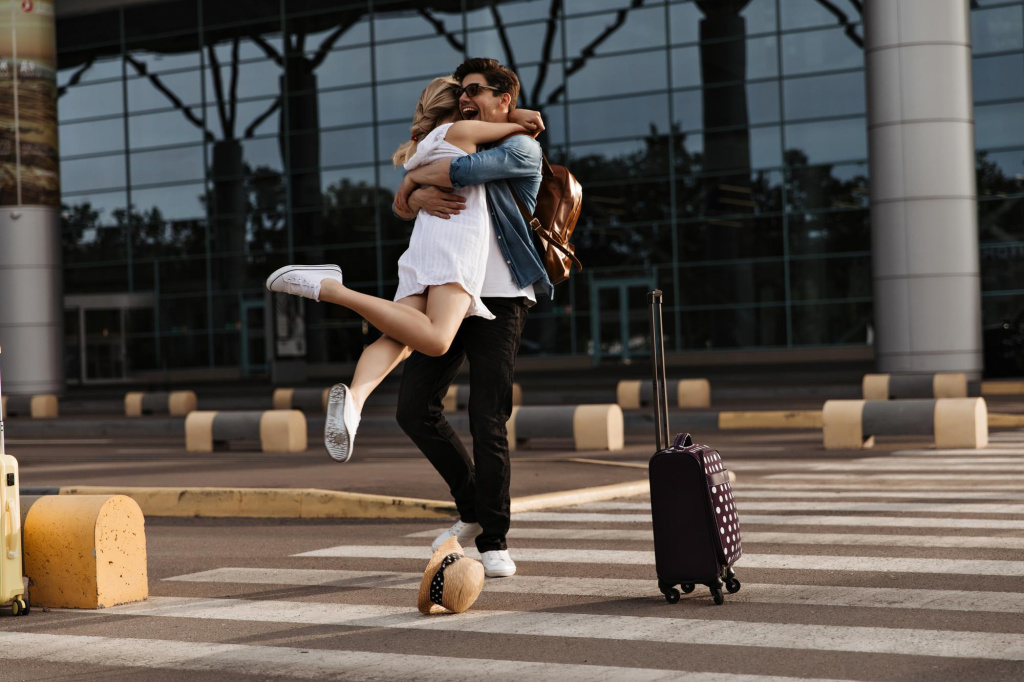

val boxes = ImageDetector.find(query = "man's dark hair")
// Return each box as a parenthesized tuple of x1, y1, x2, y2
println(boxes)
(453, 57, 520, 111)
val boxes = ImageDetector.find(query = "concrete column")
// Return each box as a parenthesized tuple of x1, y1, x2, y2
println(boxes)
(0, 1, 63, 394)
(865, 0, 982, 378)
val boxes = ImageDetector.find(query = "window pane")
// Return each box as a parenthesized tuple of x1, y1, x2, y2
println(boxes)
(782, 28, 864, 76)
(131, 183, 206, 221)
(784, 71, 865, 120)
(130, 145, 204, 186)
(59, 118, 125, 157)
(976, 101, 1024, 150)
(318, 86, 374, 128)
(61, 189, 129, 227)
(321, 126, 376, 167)
(568, 93, 670, 145)
(972, 5, 1024, 56)
(61, 154, 126, 193)
(129, 109, 206, 148)
(374, 35, 465, 82)
(973, 54, 1024, 103)
(781, 0, 861, 31)
(785, 117, 867, 164)
(58, 78, 123, 121)
(126, 69, 202, 113)
(568, 50, 668, 99)
(791, 301, 871, 346)
(316, 47, 373, 90)
(565, 5, 667, 56)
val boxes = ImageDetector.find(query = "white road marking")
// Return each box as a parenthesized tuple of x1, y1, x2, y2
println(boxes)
(293, 545, 1024, 576)
(765, 474, 1024, 481)
(4, 438, 113, 445)
(737, 482, 1024, 491)
(98, 596, 1024, 661)
(0, 631, 813, 682)
(404, 527, 1024, 549)
(733, 490, 1024, 501)
(167, 566, 1024, 613)
(569, 500, 1024, 514)
(510, 511, 1024, 529)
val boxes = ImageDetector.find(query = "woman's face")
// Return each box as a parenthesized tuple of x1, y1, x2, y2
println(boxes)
(458, 73, 507, 123)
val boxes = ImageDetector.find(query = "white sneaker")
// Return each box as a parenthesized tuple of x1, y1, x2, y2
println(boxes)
(266, 264, 343, 301)
(430, 520, 483, 552)
(324, 383, 360, 462)
(481, 550, 516, 578)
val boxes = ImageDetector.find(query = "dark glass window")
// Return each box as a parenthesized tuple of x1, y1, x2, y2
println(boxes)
(972, 5, 1024, 56)
(784, 71, 865, 120)
(976, 101, 1024, 150)
(781, 27, 864, 76)
(973, 53, 1024, 103)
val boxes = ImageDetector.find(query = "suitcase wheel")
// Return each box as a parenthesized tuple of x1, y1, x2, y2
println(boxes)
(711, 587, 725, 605)
(681, 583, 695, 594)
(10, 598, 27, 617)
(726, 577, 741, 594)
(663, 588, 680, 604)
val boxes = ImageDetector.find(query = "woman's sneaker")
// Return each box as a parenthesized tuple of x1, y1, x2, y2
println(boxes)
(430, 520, 483, 552)
(324, 383, 360, 462)
(266, 264, 342, 301)
(481, 550, 516, 578)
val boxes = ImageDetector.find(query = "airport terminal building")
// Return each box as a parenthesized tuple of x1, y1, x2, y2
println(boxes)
(1, 0, 1022, 391)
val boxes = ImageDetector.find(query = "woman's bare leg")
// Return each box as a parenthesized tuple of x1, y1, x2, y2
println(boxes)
(347, 295, 426, 412)
(319, 280, 471, 357)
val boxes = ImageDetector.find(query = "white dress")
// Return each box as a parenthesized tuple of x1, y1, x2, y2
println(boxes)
(394, 123, 493, 320)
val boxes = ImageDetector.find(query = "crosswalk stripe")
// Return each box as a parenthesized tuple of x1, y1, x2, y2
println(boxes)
(0, 631, 821, 682)
(737, 482, 1024, 491)
(166, 567, 1024, 613)
(97, 596, 1024, 661)
(733, 490, 1024, 500)
(731, 462, 1024, 472)
(892, 447, 1024, 455)
(403, 527, 1024, 549)
(570, 501, 1024, 514)
(293, 545, 1024, 576)
(765, 474, 1024, 481)
(510, 511, 1024, 529)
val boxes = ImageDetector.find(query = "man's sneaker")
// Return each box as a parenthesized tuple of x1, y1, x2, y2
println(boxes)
(324, 383, 360, 462)
(430, 521, 483, 552)
(481, 550, 516, 578)
(266, 264, 343, 301)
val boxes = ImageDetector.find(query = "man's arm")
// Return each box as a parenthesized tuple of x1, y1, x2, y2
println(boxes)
(447, 135, 542, 189)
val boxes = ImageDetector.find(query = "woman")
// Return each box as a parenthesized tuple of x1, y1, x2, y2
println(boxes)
(266, 75, 540, 462)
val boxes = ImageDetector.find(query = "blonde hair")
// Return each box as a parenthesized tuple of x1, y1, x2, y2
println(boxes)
(392, 76, 461, 167)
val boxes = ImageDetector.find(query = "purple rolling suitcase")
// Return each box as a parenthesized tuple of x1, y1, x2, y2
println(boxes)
(647, 290, 742, 605)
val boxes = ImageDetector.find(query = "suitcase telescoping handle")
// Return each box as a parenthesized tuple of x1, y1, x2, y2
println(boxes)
(647, 290, 670, 451)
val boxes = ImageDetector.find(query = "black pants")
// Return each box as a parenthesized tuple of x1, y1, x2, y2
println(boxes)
(396, 297, 529, 553)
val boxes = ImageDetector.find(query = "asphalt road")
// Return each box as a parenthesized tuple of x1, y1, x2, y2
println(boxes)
(1, 424, 1023, 680)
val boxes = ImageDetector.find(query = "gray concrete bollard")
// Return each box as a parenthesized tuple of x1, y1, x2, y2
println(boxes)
(272, 387, 330, 413)
(822, 398, 987, 450)
(508, 404, 623, 451)
(185, 410, 307, 453)
(1, 394, 58, 419)
(125, 391, 197, 417)
(442, 383, 522, 412)
(862, 373, 967, 400)
(616, 378, 710, 409)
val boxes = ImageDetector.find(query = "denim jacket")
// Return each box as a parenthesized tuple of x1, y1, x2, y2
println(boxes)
(448, 134, 552, 300)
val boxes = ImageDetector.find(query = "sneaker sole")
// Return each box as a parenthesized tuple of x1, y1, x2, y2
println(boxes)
(266, 264, 342, 293)
(324, 383, 353, 463)
(430, 525, 482, 552)
(484, 567, 517, 578)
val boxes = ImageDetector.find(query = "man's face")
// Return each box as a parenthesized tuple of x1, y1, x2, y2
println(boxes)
(458, 73, 509, 123)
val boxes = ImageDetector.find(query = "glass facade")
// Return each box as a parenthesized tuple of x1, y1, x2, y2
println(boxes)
(51, 0, 1024, 380)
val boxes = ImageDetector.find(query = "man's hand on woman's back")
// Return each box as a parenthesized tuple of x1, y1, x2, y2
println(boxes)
(403, 186, 467, 220)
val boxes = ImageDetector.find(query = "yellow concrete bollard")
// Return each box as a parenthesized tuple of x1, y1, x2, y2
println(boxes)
(935, 398, 988, 449)
(23, 495, 148, 609)
(676, 379, 711, 408)
(822, 400, 873, 450)
(573, 404, 625, 451)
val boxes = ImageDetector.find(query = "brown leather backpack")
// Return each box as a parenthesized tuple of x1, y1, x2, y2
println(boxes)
(502, 135, 583, 285)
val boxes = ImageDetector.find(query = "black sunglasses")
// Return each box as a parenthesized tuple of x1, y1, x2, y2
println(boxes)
(453, 83, 501, 98)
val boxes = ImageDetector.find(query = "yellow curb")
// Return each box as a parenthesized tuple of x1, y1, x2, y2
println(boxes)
(58, 486, 457, 519)
(509, 479, 650, 513)
(981, 381, 1024, 396)
(718, 410, 824, 429)
(989, 413, 1024, 428)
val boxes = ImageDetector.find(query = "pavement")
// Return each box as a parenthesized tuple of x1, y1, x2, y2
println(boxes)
(0, 367, 1023, 679)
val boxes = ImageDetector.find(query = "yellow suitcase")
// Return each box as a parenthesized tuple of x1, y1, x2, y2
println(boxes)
(0, 346, 29, 616)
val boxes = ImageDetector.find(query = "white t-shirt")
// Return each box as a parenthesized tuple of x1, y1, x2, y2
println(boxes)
(479, 217, 537, 302)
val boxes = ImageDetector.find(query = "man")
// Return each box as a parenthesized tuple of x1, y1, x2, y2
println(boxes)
(393, 58, 550, 578)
